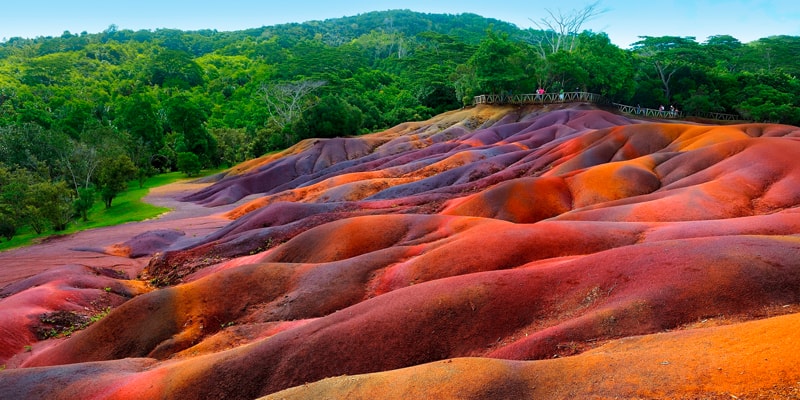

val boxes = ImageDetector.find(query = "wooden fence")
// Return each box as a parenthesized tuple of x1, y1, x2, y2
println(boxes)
(473, 91, 611, 106)
(688, 111, 742, 121)
(473, 92, 745, 122)
(614, 103, 684, 119)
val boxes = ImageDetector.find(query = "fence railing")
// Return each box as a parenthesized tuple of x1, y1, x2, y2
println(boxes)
(689, 111, 742, 121)
(473, 92, 745, 122)
(473, 91, 611, 106)
(613, 103, 684, 119)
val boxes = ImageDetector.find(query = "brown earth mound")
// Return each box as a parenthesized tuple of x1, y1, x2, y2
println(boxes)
(2, 104, 800, 399)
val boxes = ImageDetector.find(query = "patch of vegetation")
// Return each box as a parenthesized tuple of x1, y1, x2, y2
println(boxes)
(250, 238, 276, 255)
(148, 276, 172, 288)
(0, 171, 216, 252)
(36, 307, 112, 339)
(37, 311, 90, 339)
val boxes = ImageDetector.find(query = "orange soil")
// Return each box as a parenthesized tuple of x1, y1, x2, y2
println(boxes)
(266, 311, 800, 399)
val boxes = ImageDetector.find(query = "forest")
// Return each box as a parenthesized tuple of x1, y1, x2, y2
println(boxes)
(0, 9, 799, 238)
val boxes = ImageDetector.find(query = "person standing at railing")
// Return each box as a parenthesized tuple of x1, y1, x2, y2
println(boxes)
(559, 89, 564, 102)
(536, 87, 545, 101)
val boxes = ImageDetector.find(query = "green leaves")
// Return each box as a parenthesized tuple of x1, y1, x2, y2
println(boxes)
(177, 152, 202, 177)
(736, 81, 800, 123)
(0, 167, 73, 233)
(96, 155, 137, 208)
(28, 180, 73, 231)
(469, 31, 527, 94)
(74, 187, 95, 222)
(573, 32, 635, 98)
(147, 50, 204, 89)
(164, 92, 216, 165)
(293, 95, 363, 140)
(116, 90, 164, 152)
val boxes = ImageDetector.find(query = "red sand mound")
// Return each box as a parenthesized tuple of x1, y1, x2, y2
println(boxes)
(2, 104, 800, 399)
(265, 311, 800, 399)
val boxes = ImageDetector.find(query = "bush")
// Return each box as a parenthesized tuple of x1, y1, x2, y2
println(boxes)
(293, 95, 363, 140)
(74, 187, 95, 222)
(177, 152, 202, 177)
(97, 155, 138, 208)
(0, 215, 16, 241)
(29, 180, 74, 232)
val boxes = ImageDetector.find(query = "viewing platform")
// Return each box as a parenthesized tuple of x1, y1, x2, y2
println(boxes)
(473, 91, 745, 122)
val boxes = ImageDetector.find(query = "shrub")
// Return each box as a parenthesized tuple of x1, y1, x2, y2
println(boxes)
(177, 152, 202, 176)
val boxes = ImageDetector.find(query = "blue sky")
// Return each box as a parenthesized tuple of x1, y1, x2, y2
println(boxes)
(1, 0, 799, 47)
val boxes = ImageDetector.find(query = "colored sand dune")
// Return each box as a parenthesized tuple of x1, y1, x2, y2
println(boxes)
(2, 104, 800, 399)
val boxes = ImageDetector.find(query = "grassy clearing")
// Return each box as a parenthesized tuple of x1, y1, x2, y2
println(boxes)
(0, 170, 217, 252)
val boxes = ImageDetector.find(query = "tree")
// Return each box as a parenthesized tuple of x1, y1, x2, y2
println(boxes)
(740, 36, 800, 76)
(397, 34, 469, 112)
(704, 35, 743, 73)
(0, 123, 68, 176)
(293, 95, 364, 139)
(261, 79, 326, 132)
(29, 180, 73, 231)
(116, 90, 164, 153)
(96, 155, 137, 208)
(736, 81, 800, 124)
(0, 165, 54, 234)
(24, 204, 48, 235)
(631, 36, 705, 105)
(59, 126, 130, 192)
(20, 53, 76, 86)
(679, 85, 726, 115)
(451, 63, 479, 106)
(573, 32, 635, 98)
(73, 187, 95, 221)
(164, 93, 216, 166)
(546, 50, 588, 92)
(527, 1, 606, 57)
(211, 128, 251, 167)
(468, 31, 527, 94)
(60, 140, 100, 193)
(177, 152, 202, 176)
(0, 167, 30, 240)
(148, 49, 204, 89)
(353, 31, 408, 61)
(0, 210, 16, 241)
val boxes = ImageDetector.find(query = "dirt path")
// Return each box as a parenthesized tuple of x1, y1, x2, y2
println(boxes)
(0, 181, 240, 287)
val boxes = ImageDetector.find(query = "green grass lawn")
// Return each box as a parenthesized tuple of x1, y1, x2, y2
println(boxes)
(0, 171, 216, 252)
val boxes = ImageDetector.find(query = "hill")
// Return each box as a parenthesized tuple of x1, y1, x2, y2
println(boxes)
(2, 102, 800, 398)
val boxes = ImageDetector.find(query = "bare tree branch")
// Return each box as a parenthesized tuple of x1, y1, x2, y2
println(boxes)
(60, 141, 100, 193)
(528, 1, 606, 57)
(261, 80, 326, 130)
